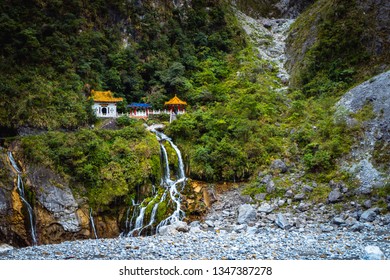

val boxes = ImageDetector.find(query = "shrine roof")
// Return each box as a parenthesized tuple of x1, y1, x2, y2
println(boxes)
(128, 103, 152, 108)
(164, 95, 187, 106)
(91, 90, 123, 103)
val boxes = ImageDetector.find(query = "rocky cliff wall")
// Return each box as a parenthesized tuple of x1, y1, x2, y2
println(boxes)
(0, 149, 122, 247)
(336, 70, 390, 194)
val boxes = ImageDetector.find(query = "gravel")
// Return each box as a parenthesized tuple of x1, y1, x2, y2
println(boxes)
(1, 219, 389, 260)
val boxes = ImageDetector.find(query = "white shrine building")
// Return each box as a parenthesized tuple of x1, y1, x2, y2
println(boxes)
(91, 90, 123, 118)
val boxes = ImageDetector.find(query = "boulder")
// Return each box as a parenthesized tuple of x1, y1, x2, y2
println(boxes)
(266, 180, 276, 193)
(258, 202, 274, 214)
(233, 224, 248, 233)
(320, 225, 334, 232)
(158, 225, 178, 236)
(174, 221, 189, 232)
(294, 193, 305, 201)
(360, 209, 377, 222)
(333, 217, 345, 225)
(297, 202, 310, 212)
(362, 246, 385, 260)
(270, 159, 288, 173)
(328, 189, 342, 203)
(275, 213, 291, 230)
(0, 244, 14, 253)
(350, 222, 364, 232)
(237, 204, 257, 224)
(285, 189, 294, 198)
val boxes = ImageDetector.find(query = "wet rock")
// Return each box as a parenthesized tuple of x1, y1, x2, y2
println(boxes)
(328, 189, 342, 203)
(362, 246, 385, 260)
(360, 209, 377, 222)
(270, 159, 288, 173)
(237, 204, 256, 224)
(275, 213, 291, 230)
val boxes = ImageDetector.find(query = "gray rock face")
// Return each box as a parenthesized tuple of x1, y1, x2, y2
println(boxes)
(360, 209, 377, 222)
(362, 245, 385, 260)
(0, 189, 9, 215)
(336, 71, 390, 193)
(328, 189, 342, 203)
(29, 166, 80, 233)
(237, 204, 256, 224)
(36, 184, 80, 232)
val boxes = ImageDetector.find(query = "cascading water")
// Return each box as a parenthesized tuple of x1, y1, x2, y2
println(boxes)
(125, 130, 186, 236)
(89, 208, 98, 239)
(7, 151, 38, 246)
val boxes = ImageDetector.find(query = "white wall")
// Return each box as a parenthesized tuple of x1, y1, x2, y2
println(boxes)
(93, 103, 118, 118)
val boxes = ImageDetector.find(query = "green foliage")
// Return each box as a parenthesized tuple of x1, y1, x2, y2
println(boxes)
(20, 124, 161, 210)
(0, 0, 244, 129)
(288, 0, 388, 98)
(166, 47, 289, 182)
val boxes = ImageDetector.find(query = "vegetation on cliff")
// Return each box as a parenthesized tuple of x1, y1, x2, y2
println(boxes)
(20, 123, 161, 210)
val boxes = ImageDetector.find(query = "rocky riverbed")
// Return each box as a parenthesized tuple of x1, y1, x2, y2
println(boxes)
(1, 185, 389, 260)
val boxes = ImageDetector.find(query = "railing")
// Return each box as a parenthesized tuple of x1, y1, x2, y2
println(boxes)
(120, 110, 186, 118)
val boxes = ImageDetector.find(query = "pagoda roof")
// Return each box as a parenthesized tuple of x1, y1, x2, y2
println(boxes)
(164, 95, 187, 106)
(91, 90, 123, 103)
(128, 102, 152, 108)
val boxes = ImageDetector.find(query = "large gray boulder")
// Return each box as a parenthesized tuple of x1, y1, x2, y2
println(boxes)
(270, 159, 288, 173)
(336, 71, 389, 194)
(237, 204, 257, 224)
(360, 209, 377, 222)
(275, 213, 291, 230)
(328, 189, 343, 203)
(362, 246, 385, 260)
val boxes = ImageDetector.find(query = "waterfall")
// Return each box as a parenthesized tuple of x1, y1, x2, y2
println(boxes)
(125, 130, 186, 236)
(89, 208, 98, 239)
(8, 151, 38, 246)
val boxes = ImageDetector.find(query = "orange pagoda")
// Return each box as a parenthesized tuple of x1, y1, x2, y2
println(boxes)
(164, 95, 187, 122)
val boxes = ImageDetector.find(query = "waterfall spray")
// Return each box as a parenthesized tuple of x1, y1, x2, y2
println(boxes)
(89, 208, 98, 239)
(125, 129, 186, 236)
